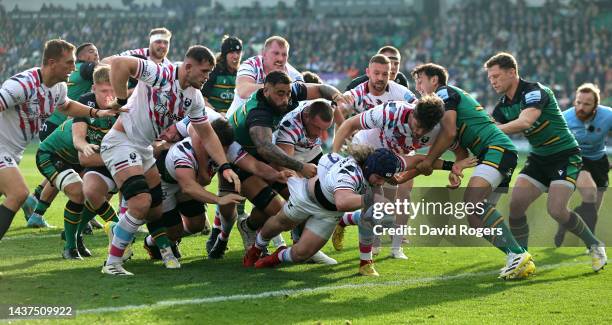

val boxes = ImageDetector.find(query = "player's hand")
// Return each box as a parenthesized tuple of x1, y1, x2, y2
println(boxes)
(333, 94, 354, 111)
(300, 163, 317, 178)
(416, 159, 434, 176)
(451, 157, 478, 178)
(80, 143, 99, 157)
(447, 172, 462, 189)
(217, 193, 245, 206)
(223, 168, 241, 193)
(106, 99, 130, 114)
(273, 170, 296, 183)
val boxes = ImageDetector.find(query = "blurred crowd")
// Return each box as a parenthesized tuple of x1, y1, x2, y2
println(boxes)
(0, 0, 610, 108)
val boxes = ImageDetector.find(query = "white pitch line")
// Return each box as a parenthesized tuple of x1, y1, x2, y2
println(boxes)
(2, 233, 60, 241)
(78, 261, 584, 315)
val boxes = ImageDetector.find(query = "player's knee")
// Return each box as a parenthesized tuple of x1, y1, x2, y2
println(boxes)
(547, 204, 567, 220)
(579, 188, 598, 203)
(63, 183, 85, 204)
(291, 244, 317, 263)
(10, 187, 30, 206)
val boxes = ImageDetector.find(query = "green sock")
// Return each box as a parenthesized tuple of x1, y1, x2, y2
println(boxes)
(77, 202, 97, 237)
(64, 201, 84, 250)
(33, 184, 44, 201)
(96, 201, 118, 223)
(480, 204, 525, 255)
(33, 200, 51, 216)
(564, 211, 601, 247)
(237, 201, 246, 215)
(509, 215, 529, 250)
(146, 219, 172, 249)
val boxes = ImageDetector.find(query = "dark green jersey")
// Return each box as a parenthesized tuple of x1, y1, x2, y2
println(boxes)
(39, 92, 116, 164)
(46, 61, 96, 126)
(492, 79, 578, 156)
(201, 64, 236, 113)
(436, 85, 516, 156)
(229, 83, 307, 159)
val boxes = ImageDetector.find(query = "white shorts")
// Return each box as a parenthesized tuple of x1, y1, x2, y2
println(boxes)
(282, 177, 343, 240)
(352, 129, 384, 149)
(472, 164, 505, 189)
(0, 148, 19, 170)
(161, 181, 181, 213)
(101, 129, 156, 177)
(83, 169, 118, 194)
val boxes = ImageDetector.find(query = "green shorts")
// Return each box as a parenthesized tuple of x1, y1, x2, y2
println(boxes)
(477, 145, 518, 188)
(520, 148, 582, 189)
(35, 150, 82, 188)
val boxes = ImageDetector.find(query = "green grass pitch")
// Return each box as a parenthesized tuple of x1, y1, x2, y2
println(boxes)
(1, 146, 610, 324)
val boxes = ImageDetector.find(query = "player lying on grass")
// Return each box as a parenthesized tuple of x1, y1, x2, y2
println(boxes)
(245, 145, 475, 276)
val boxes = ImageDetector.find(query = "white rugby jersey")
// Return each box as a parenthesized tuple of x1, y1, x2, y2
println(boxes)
(0, 68, 69, 158)
(121, 59, 208, 146)
(317, 153, 368, 204)
(357, 101, 440, 155)
(118, 48, 172, 65)
(273, 102, 323, 163)
(344, 80, 416, 115)
(175, 107, 222, 138)
(165, 138, 247, 180)
(226, 55, 304, 116)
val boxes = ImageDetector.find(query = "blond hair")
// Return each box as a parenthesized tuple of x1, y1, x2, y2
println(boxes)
(93, 64, 111, 84)
(576, 83, 600, 107)
(346, 143, 375, 165)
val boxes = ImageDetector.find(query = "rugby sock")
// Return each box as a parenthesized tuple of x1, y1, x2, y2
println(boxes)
(271, 234, 286, 247)
(0, 204, 17, 240)
(213, 211, 222, 230)
(391, 231, 404, 250)
(278, 247, 293, 263)
(576, 202, 598, 233)
(219, 217, 234, 240)
(564, 211, 601, 247)
(96, 201, 118, 223)
(77, 202, 97, 237)
(33, 199, 51, 218)
(237, 201, 246, 216)
(479, 204, 525, 254)
(107, 212, 143, 265)
(146, 219, 172, 250)
(340, 211, 360, 227)
(359, 243, 373, 262)
(509, 215, 529, 250)
(255, 232, 271, 250)
(33, 183, 44, 200)
(245, 217, 258, 231)
(64, 201, 84, 250)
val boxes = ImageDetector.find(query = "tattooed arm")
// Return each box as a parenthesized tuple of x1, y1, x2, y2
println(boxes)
(249, 126, 317, 177)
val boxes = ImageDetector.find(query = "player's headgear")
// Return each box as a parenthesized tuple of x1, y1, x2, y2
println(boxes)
(363, 148, 400, 180)
(221, 36, 243, 56)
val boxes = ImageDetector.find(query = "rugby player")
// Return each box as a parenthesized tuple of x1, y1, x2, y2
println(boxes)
(484, 52, 606, 272)
(555, 83, 611, 246)
(345, 46, 410, 90)
(413, 63, 536, 279)
(100, 46, 239, 275)
(0, 39, 122, 240)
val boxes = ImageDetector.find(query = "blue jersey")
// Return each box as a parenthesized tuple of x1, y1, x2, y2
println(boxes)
(563, 105, 612, 160)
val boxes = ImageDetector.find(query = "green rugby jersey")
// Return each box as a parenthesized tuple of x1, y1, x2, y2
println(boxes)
(229, 83, 307, 159)
(39, 92, 116, 163)
(46, 61, 96, 126)
(436, 85, 515, 156)
(201, 64, 236, 113)
(492, 79, 578, 156)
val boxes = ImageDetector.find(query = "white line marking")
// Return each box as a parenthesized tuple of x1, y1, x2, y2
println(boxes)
(78, 261, 584, 315)
(2, 233, 59, 241)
